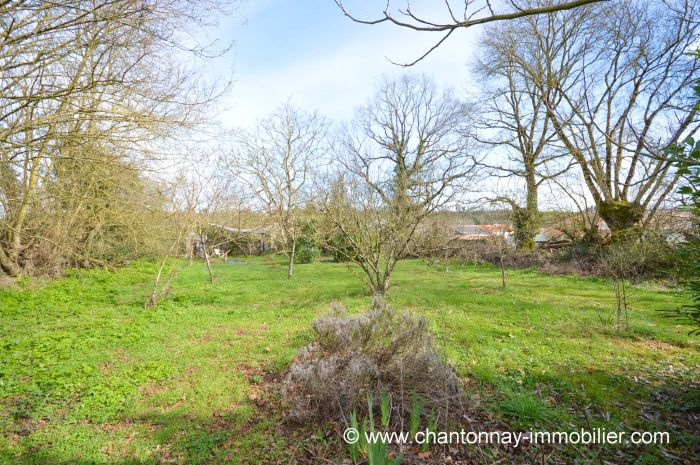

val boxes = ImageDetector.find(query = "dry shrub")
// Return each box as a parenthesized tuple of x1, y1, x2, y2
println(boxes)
(456, 239, 549, 268)
(282, 299, 464, 426)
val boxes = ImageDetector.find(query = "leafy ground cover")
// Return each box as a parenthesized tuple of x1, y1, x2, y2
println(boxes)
(0, 258, 697, 464)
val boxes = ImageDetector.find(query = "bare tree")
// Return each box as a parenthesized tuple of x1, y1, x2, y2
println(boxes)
(408, 218, 460, 271)
(144, 174, 198, 309)
(0, 0, 236, 276)
(474, 19, 573, 250)
(334, 0, 607, 66)
(322, 75, 477, 295)
(145, 226, 187, 310)
(548, 174, 605, 245)
(233, 104, 328, 278)
(510, 0, 700, 236)
(171, 170, 215, 283)
(144, 165, 239, 308)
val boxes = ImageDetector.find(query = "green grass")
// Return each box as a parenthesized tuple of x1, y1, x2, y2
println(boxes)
(0, 257, 697, 464)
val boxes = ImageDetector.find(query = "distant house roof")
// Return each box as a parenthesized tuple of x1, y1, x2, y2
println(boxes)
(453, 224, 512, 241)
(451, 224, 573, 246)
(535, 227, 567, 243)
(646, 209, 694, 230)
(208, 224, 271, 235)
(480, 224, 512, 233)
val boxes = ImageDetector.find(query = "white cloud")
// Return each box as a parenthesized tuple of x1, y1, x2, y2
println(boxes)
(221, 23, 479, 127)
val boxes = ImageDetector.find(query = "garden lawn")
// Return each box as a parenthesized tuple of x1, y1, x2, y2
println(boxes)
(0, 257, 698, 464)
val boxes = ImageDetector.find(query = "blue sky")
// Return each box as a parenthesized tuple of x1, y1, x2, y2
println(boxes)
(206, 0, 480, 126)
(185, 0, 583, 210)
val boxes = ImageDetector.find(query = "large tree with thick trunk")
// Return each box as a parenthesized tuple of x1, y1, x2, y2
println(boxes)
(474, 19, 573, 250)
(507, 0, 700, 237)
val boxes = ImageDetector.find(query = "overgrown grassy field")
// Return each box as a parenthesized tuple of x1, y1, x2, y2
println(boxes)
(1, 258, 698, 464)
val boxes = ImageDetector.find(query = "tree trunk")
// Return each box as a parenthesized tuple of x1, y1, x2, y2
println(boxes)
(499, 241, 507, 288)
(373, 273, 390, 296)
(513, 171, 539, 251)
(201, 232, 215, 284)
(287, 241, 296, 278)
(0, 244, 22, 277)
(146, 255, 168, 309)
(597, 200, 645, 240)
(186, 228, 195, 263)
(145, 235, 181, 309)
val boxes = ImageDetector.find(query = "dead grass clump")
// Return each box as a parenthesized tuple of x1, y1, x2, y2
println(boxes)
(282, 300, 464, 425)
